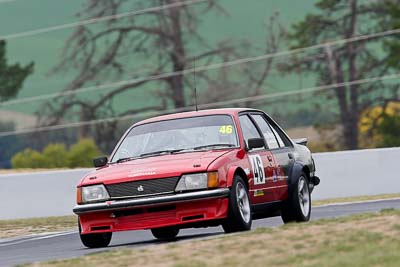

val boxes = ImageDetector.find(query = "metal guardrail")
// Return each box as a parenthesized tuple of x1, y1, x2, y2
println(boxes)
(312, 147, 400, 200)
(0, 169, 91, 220)
(1, 147, 399, 220)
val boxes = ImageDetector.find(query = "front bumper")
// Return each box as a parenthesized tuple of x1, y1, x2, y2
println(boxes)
(73, 188, 230, 215)
(309, 176, 320, 193)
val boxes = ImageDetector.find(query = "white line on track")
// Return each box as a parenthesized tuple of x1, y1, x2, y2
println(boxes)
(0, 231, 76, 247)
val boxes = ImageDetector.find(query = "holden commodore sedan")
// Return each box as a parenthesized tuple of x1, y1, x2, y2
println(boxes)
(73, 108, 320, 248)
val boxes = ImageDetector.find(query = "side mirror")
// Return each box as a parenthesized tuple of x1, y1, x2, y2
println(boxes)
(93, 156, 108, 168)
(248, 138, 265, 150)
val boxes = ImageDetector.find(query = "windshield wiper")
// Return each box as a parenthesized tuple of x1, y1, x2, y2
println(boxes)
(192, 143, 236, 150)
(139, 149, 185, 157)
(116, 156, 141, 163)
(116, 149, 190, 163)
(117, 145, 234, 162)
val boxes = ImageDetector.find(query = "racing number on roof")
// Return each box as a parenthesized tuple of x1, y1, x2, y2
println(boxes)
(249, 154, 266, 185)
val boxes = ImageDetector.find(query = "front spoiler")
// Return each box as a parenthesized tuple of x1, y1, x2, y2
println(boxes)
(73, 188, 230, 215)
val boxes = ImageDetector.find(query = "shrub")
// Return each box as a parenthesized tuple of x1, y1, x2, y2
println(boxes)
(359, 102, 400, 148)
(66, 139, 101, 168)
(11, 138, 102, 169)
(11, 148, 47, 169)
(42, 144, 68, 168)
(377, 114, 400, 147)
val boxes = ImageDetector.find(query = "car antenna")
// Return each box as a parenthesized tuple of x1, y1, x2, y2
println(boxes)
(193, 60, 198, 112)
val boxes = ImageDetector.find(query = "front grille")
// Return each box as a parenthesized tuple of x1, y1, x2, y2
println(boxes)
(105, 176, 179, 199)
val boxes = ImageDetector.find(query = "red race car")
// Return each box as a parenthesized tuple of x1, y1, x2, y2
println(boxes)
(73, 108, 320, 248)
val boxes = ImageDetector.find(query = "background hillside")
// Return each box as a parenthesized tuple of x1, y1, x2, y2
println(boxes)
(0, 0, 317, 115)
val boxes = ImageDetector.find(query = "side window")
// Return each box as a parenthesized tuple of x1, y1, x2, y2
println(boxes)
(239, 115, 262, 147)
(267, 119, 292, 147)
(269, 124, 285, 147)
(251, 114, 280, 149)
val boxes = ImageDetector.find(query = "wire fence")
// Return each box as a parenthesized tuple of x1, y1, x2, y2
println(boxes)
(2, 27, 400, 107)
(0, 0, 208, 41)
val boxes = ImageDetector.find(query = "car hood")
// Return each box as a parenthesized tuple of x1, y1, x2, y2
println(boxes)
(80, 150, 231, 186)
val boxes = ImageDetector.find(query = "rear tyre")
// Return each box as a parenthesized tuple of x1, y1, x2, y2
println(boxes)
(79, 222, 112, 248)
(281, 173, 311, 223)
(151, 226, 179, 240)
(222, 175, 252, 233)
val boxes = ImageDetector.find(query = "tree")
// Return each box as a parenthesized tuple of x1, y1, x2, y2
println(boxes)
(39, 0, 234, 143)
(377, 113, 400, 147)
(358, 101, 400, 148)
(0, 41, 34, 168)
(282, 0, 399, 149)
(0, 40, 34, 101)
(38, 0, 281, 153)
(199, 12, 283, 108)
(378, 0, 400, 69)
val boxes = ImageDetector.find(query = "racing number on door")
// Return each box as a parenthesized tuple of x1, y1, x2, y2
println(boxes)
(249, 155, 266, 185)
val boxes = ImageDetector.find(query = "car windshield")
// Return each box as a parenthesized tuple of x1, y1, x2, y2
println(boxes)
(111, 115, 239, 163)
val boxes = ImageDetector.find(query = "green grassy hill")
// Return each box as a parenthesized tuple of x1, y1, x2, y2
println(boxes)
(0, 0, 317, 116)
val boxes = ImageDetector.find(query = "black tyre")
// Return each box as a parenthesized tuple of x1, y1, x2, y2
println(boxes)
(281, 173, 311, 223)
(222, 175, 252, 233)
(151, 226, 179, 240)
(78, 221, 112, 248)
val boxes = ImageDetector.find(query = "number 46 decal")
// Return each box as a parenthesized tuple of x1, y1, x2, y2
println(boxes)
(249, 154, 266, 185)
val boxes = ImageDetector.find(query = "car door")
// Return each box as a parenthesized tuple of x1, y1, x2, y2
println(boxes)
(250, 113, 293, 201)
(238, 114, 277, 204)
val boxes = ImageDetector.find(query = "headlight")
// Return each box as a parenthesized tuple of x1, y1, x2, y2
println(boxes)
(81, 184, 110, 203)
(175, 172, 219, 191)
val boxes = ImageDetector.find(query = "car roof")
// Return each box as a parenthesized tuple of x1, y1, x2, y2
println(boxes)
(134, 108, 263, 126)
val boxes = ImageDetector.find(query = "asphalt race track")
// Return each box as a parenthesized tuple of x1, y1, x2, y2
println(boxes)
(1, 199, 399, 267)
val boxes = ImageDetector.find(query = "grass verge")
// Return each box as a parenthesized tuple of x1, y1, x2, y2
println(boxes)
(22, 209, 400, 267)
(313, 193, 400, 206)
(0, 215, 77, 239)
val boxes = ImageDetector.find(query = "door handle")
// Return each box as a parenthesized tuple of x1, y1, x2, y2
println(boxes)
(288, 153, 294, 160)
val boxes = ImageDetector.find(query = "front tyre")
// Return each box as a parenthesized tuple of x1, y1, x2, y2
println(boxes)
(151, 226, 179, 240)
(79, 222, 112, 248)
(222, 175, 252, 233)
(281, 173, 311, 223)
